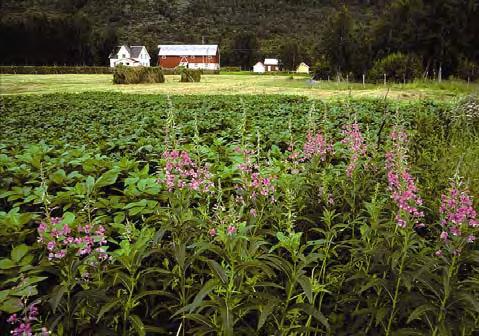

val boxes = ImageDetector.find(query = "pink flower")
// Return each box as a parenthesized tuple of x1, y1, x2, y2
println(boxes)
(342, 123, 368, 178)
(250, 208, 257, 217)
(7, 314, 18, 324)
(227, 225, 237, 235)
(47, 241, 56, 251)
(208, 228, 217, 237)
(440, 231, 448, 241)
(467, 235, 476, 243)
(435, 250, 443, 257)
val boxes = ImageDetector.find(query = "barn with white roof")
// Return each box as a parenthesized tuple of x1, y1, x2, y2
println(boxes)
(157, 44, 220, 70)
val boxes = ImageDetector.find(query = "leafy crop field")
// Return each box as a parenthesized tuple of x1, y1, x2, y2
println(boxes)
(1, 74, 477, 100)
(1, 92, 479, 335)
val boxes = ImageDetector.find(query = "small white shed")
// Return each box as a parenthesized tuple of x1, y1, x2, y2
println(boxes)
(253, 62, 265, 73)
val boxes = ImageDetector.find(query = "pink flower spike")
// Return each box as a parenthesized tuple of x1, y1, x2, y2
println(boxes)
(227, 225, 237, 235)
(208, 228, 217, 237)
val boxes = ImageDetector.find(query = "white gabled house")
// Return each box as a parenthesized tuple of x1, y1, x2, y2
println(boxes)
(253, 62, 265, 73)
(109, 45, 151, 67)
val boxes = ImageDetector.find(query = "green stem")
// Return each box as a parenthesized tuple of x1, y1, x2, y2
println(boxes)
(432, 254, 457, 336)
(385, 229, 410, 336)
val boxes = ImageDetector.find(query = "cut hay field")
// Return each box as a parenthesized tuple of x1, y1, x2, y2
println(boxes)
(1, 73, 477, 100)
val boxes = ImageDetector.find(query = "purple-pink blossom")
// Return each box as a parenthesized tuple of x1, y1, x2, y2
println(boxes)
(385, 127, 424, 228)
(158, 150, 213, 193)
(227, 225, 237, 235)
(38, 216, 109, 262)
(436, 183, 478, 255)
(341, 123, 368, 178)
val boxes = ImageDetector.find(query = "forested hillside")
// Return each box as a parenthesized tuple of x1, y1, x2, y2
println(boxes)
(1, 0, 478, 79)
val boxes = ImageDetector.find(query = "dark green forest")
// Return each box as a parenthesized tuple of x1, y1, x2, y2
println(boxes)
(1, 0, 478, 79)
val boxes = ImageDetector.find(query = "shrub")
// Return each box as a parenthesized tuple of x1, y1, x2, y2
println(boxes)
(180, 68, 201, 82)
(112, 65, 165, 84)
(0, 66, 113, 74)
(369, 53, 422, 83)
(312, 58, 334, 80)
(221, 66, 242, 72)
(456, 58, 479, 82)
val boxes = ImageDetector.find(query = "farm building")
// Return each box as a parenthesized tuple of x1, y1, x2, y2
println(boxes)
(296, 62, 310, 74)
(109, 45, 150, 67)
(253, 62, 265, 73)
(264, 58, 279, 72)
(157, 45, 220, 70)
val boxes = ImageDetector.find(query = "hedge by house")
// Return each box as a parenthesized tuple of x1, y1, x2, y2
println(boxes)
(0, 66, 113, 74)
(113, 66, 165, 84)
(180, 69, 201, 82)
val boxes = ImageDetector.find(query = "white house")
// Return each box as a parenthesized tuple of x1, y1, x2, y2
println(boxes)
(264, 58, 279, 72)
(253, 61, 265, 73)
(109, 45, 151, 67)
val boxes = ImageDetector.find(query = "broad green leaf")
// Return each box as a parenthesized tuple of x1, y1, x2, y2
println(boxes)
(11, 244, 29, 263)
(95, 169, 119, 188)
(0, 258, 16, 270)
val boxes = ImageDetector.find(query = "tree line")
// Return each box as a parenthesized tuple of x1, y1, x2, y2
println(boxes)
(1, 0, 478, 81)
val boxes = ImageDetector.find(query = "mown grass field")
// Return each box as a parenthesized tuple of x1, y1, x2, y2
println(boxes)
(1, 73, 478, 100)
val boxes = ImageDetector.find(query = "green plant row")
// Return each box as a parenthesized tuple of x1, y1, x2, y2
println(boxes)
(0, 93, 478, 335)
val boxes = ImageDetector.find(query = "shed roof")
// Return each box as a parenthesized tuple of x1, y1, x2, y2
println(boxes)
(264, 58, 279, 65)
(158, 45, 218, 56)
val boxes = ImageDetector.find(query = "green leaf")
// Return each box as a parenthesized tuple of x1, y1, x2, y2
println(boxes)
(257, 303, 275, 331)
(61, 212, 75, 225)
(129, 314, 145, 336)
(97, 299, 121, 322)
(407, 303, 436, 324)
(95, 169, 119, 188)
(207, 260, 227, 284)
(0, 298, 23, 313)
(291, 303, 329, 330)
(0, 258, 16, 270)
(297, 275, 313, 303)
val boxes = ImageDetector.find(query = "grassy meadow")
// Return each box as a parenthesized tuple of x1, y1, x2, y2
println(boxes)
(1, 73, 478, 100)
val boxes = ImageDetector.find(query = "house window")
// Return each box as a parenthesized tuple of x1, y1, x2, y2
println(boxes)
(162, 55, 166, 59)
(208, 56, 212, 59)
(191, 56, 195, 59)
(122, 54, 126, 58)
(126, 62, 130, 65)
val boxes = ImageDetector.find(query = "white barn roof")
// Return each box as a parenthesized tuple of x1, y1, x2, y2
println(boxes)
(264, 58, 279, 65)
(158, 45, 218, 56)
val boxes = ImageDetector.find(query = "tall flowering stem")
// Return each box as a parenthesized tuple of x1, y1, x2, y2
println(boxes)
(384, 126, 424, 336)
(437, 182, 478, 252)
(341, 123, 367, 178)
(385, 127, 424, 228)
(158, 150, 213, 193)
(433, 181, 478, 335)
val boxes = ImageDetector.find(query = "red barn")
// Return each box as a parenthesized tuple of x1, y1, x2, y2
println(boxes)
(157, 45, 220, 70)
